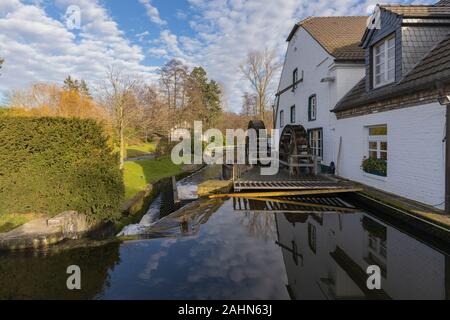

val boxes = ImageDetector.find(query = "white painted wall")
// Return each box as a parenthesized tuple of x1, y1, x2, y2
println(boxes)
(276, 25, 444, 208)
(276, 27, 365, 167)
(335, 103, 446, 208)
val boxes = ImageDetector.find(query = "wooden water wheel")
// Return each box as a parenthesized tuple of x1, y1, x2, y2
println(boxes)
(279, 125, 310, 175)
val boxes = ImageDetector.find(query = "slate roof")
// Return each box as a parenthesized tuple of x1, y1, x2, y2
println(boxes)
(333, 32, 450, 112)
(402, 25, 450, 76)
(287, 16, 368, 61)
(380, 4, 450, 17)
(436, 0, 450, 6)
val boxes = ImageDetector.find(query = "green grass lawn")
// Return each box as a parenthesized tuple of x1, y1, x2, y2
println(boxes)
(126, 142, 157, 158)
(0, 213, 44, 233)
(123, 156, 183, 200)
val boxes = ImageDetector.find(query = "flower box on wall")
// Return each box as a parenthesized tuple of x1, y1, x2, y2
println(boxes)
(365, 168, 386, 177)
(361, 158, 387, 177)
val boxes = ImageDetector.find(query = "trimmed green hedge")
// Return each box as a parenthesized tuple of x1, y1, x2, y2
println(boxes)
(0, 117, 124, 222)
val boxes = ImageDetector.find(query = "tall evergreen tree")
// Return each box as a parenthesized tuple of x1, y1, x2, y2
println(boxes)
(63, 75, 91, 97)
(0, 57, 4, 76)
(188, 67, 222, 127)
(63, 75, 79, 91)
(205, 79, 222, 127)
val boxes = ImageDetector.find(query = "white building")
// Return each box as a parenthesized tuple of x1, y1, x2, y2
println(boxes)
(333, 3, 450, 209)
(275, 2, 450, 209)
(274, 16, 367, 173)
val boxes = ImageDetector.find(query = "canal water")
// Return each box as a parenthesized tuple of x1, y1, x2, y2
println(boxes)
(0, 167, 449, 300)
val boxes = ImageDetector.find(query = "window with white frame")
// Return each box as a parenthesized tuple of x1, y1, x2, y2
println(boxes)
(368, 126, 387, 161)
(373, 36, 395, 88)
(280, 110, 284, 128)
(367, 233, 387, 277)
(368, 234, 387, 258)
(308, 128, 323, 159)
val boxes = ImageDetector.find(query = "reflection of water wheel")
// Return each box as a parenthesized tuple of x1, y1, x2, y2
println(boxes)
(279, 125, 310, 175)
(246, 120, 267, 165)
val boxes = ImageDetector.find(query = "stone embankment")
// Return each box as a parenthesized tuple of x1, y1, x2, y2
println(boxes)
(0, 211, 91, 251)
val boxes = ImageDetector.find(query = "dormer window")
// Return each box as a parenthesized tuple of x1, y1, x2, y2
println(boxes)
(373, 36, 395, 88)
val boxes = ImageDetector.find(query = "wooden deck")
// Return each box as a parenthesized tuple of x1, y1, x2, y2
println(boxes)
(234, 166, 355, 192)
(209, 165, 362, 213)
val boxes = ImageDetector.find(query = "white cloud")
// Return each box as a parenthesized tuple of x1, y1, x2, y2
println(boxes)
(176, 9, 188, 20)
(148, 47, 168, 58)
(149, 29, 193, 65)
(139, 0, 167, 26)
(0, 0, 21, 14)
(149, 0, 432, 112)
(0, 0, 435, 112)
(136, 30, 150, 42)
(0, 0, 158, 97)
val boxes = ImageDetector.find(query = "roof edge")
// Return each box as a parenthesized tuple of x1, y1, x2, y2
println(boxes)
(286, 24, 300, 42)
(286, 16, 368, 42)
(332, 76, 450, 113)
(286, 17, 314, 42)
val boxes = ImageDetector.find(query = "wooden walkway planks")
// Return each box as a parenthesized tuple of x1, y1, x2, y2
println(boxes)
(233, 166, 356, 192)
(234, 180, 354, 192)
(209, 188, 363, 199)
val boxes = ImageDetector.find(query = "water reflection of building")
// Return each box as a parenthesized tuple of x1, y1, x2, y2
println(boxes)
(274, 208, 449, 300)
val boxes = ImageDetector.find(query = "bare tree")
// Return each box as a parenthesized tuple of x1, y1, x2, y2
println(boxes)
(240, 48, 281, 124)
(216, 111, 252, 133)
(100, 66, 139, 169)
(134, 83, 171, 140)
(241, 92, 258, 116)
(9, 83, 59, 110)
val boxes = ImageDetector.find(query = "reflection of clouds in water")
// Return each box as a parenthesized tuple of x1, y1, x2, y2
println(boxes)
(182, 201, 288, 299)
(161, 239, 177, 248)
(138, 251, 168, 280)
(139, 238, 177, 280)
(176, 258, 188, 267)
(105, 199, 289, 299)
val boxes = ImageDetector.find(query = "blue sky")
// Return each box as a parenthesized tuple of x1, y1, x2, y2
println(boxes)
(0, 0, 435, 111)
(106, 0, 195, 66)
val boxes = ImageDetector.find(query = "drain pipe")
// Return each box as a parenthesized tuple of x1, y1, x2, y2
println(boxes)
(437, 87, 450, 215)
(446, 103, 450, 215)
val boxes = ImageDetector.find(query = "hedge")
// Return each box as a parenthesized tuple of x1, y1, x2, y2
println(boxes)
(0, 116, 124, 222)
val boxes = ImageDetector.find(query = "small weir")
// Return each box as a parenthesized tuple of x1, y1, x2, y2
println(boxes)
(118, 165, 222, 237)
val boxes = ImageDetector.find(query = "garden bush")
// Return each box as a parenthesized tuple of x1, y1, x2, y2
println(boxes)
(0, 116, 124, 222)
